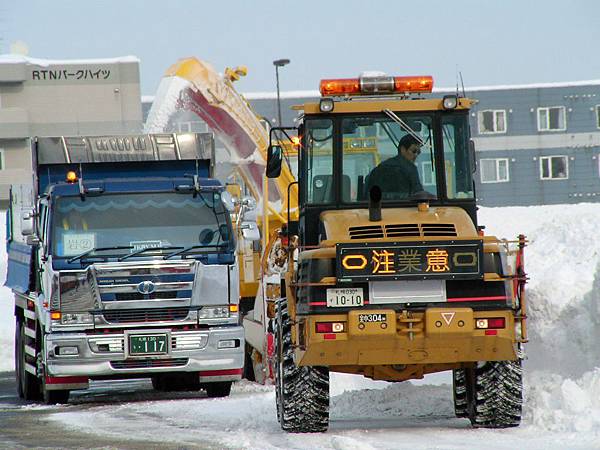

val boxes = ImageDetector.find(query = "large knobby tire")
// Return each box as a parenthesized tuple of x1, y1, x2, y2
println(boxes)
(469, 360, 523, 428)
(275, 298, 329, 433)
(205, 381, 232, 398)
(452, 369, 469, 418)
(18, 321, 41, 401)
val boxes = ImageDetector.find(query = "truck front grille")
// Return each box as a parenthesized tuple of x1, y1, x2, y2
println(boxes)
(385, 224, 421, 237)
(110, 358, 189, 369)
(421, 223, 457, 236)
(114, 291, 178, 301)
(102, 307, 190, 324)
(349, 225, 384, 239)
(89, 333, 208, 353)
(349, 223, 457, 239)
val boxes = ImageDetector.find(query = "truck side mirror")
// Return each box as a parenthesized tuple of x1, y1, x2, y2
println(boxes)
(221, 191, 236, 212)
(20, 208, 36, 237)
(266, 145, 283, 178)
(241, 196, 257, 211)
(241, 222, 261, 241)
(469, 139, 477, 173)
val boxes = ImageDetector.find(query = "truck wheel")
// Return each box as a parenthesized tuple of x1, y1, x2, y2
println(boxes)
(42, 384, 70, 405)
(41, 367, 70, 405)
(469, 360, 522, 428)
(243, 344, 256, 382)
(204, 381, 232, 398)
(17, 321, 41, 401)
(452, 369, 469, 418)
(275, 298, 329, 433)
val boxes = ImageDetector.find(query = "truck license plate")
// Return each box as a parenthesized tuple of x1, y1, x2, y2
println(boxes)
(358, 313, 387, 323)
(326, 288, 364, 307)
(129, 334, 168, 355)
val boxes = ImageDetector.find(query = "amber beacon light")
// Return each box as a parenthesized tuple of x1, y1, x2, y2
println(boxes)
(320, 75, 434, 96)
(66, 171, 78, 183)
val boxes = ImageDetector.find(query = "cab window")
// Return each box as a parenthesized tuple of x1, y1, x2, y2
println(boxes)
(304, 119, 334, 204)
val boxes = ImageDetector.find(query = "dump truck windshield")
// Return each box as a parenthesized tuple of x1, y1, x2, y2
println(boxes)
(51, 192, 231, 259)
(303, 113, 474, 204)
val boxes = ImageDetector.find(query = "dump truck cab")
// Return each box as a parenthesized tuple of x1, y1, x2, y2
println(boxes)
(6, 133, 244, 404)
(266, 74, 526, 432)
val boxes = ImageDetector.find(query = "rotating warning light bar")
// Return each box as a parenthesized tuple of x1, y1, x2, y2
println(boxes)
(319, 75, 433, 96)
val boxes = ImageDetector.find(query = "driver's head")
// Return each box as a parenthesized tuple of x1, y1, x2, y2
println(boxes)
(398, 134, 422, 163)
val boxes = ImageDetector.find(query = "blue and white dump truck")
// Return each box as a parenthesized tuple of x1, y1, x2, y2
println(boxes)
(5, 133, 244, 404)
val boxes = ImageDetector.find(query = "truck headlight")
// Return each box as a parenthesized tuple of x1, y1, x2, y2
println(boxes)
(61, 313, 94, 325)
(198, 306, 230, 319)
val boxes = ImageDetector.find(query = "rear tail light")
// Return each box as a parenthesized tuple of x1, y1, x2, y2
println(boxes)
(315, 322, 345, 333)
(475, 317, 506, 329)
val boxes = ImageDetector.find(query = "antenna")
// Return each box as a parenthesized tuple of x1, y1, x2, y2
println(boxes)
(459, 72, 466, 98)
(455, 65, 459, 96)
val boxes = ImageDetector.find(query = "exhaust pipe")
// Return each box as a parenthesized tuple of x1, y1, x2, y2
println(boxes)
(368, 186, 382, 222)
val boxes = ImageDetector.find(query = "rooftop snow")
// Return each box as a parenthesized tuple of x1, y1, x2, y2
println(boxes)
(0, 54, 139, 67)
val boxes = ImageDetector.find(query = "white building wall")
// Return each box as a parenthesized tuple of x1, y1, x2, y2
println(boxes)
(0, 55, 143, 201)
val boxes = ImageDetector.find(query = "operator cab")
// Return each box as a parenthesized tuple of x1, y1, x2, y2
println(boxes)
(267, 74, 477, 246)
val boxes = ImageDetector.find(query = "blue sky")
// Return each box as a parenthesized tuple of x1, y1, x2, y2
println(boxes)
(3, 0, 599, 95)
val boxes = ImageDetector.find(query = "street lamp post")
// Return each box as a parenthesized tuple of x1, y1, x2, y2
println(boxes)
(273, 58, 290, 127)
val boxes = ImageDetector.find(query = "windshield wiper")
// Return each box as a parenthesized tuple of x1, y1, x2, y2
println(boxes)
(67, 246, 134, 263)
(118, 246, 184, 262)
(382, 109, 432, 151)
(163, 243, 230, 260)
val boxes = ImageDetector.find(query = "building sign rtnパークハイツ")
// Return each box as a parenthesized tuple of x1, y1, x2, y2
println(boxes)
(32, 69, 111, 81)
(336, 240, 483, 281)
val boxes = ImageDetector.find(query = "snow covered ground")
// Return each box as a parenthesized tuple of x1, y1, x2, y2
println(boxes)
(2, 204, 600, 449)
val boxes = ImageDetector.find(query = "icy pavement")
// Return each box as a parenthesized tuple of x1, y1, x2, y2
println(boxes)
(41, 378, 598, 449)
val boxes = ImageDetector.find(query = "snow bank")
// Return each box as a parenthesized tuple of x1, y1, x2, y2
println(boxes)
(479, 204, 600, 434)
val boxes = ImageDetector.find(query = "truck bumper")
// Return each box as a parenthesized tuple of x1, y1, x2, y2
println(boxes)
(297, 308, 519, 367)
(44, 326, 244, 383)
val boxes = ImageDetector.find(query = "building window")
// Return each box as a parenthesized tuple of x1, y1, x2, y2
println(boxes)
(537, 106, 566, 131)
(596, 105, 600, 129)
(421, 161, 435, 186)
(480, 158, 509, 183)
(478, 110, 506, 134)
(0, 148, 4, 170)
(540, 156, 568, 180)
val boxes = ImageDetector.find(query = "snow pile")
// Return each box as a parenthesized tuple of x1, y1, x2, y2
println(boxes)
(526, 369, 600, 433)
(332, 381, 452, 419)
(479, 204, 600, 434)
